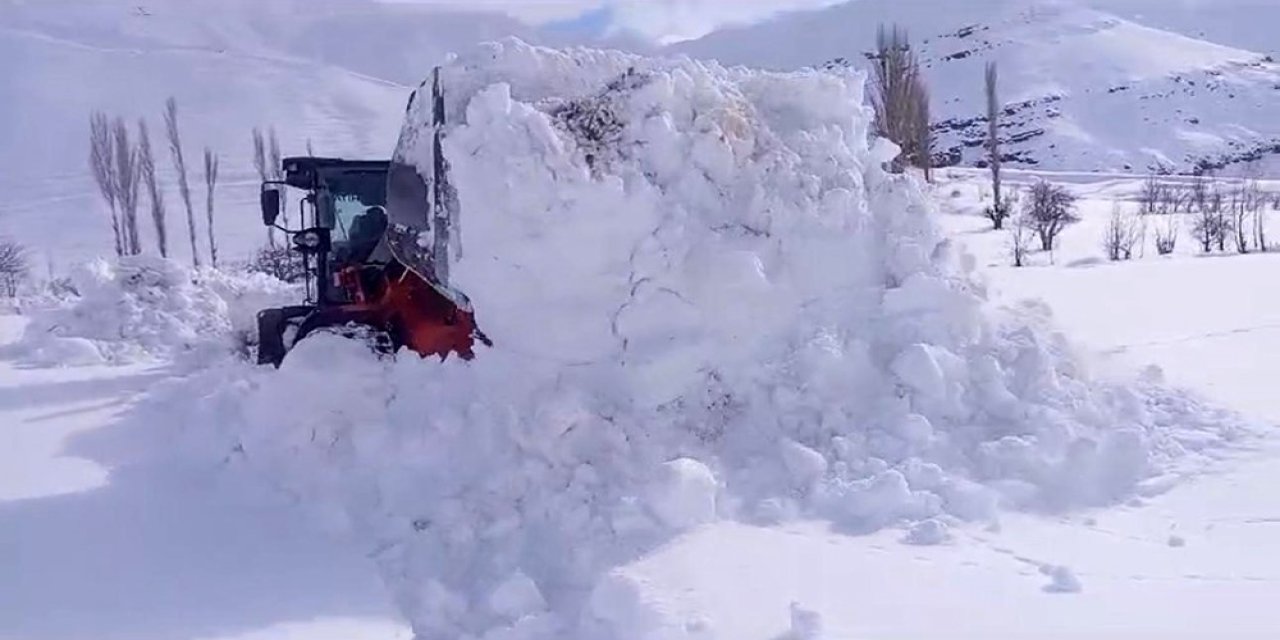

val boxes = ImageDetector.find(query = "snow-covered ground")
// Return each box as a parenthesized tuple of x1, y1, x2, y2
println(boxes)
(5, 33, 1280, 640)
(0, 311, 413, 640)
(5, 165, 1278, 639)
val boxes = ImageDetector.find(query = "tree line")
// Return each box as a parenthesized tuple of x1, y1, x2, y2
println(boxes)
(88, 98, 221, 268)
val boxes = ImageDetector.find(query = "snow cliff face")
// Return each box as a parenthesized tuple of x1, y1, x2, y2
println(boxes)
(160, 41, 1249, 639)
(670, 0, 1280, 174)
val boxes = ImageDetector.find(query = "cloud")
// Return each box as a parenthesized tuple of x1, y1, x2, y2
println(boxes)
(380, 0, 848, 43)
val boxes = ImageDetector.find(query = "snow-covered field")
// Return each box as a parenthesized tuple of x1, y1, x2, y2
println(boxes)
(4, 39, 1280, 640)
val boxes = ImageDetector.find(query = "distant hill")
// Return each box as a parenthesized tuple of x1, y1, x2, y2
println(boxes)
(669, 0, 1280, 175)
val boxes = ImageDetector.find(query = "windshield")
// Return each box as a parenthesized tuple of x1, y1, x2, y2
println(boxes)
(321, 171, 387, 244)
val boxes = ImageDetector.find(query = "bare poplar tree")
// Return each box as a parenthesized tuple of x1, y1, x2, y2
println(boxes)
(137, 119, 168, 258)
(165, 97, 200, 267)
(203, 147, 220, 269)
(89, 111, 123, 257)
(112, 118, 142, 255)
(872, 25, 932, 179)
(983, 61, 1007, 229)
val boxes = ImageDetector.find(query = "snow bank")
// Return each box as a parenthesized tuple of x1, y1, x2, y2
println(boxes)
(165, 40, 1250, 639)
(12, 256, 295, 366)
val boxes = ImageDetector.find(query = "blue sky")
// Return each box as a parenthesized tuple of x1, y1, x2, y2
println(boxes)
(385, 0, 847, 43)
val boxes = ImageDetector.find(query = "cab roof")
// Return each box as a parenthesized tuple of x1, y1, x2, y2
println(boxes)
(281, 156, 390, 190)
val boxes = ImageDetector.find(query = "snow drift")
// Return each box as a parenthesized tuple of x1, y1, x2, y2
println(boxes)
(11, 256, 294, 366)
(162, 40, 1249, 639)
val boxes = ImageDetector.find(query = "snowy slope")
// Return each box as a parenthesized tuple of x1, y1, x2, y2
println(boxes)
(0, 0, 545, 267)
(1095, 0, 1280, 57)
(669, 0, 1280, 174)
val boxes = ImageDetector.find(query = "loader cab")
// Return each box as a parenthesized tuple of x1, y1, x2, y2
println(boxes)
(260, 157, 390, 306)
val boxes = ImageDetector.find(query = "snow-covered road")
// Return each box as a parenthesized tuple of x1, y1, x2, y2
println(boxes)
(0, 315, 410, 640)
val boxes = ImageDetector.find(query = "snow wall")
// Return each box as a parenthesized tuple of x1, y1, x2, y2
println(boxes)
(160, 40, 1248, 639)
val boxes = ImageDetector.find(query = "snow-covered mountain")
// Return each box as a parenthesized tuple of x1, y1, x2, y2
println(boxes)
(670, 0, 1280, 174)
(0, 0, 545, 266)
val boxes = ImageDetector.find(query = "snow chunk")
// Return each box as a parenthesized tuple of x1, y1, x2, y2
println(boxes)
(647, 458, 719, 532)
(489, 572, 548, 622)
(1041, 565, 1083, 594)
(778, 602, 824, 640)
(902, 518, 952, 546)
(780, 438, 829, 488)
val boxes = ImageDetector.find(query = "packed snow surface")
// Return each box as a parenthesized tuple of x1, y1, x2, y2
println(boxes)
(165, 41, 1250, 639)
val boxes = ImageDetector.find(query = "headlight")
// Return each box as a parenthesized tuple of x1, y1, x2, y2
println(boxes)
(293, 230, 323, 249)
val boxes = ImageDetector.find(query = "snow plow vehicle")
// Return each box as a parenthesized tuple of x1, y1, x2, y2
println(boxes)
(255, 69, 489, 367)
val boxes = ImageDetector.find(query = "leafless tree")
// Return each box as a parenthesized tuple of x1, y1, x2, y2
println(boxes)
(165, 97, 200, 267)
(0, 239, 29, 298)
(872, 25, 932, 180)
(89, 111, 123, 257)
(1229, 185, 1251, 254)
(1235, 167, 1269, 253)
(1102, 201, 1143, 261)
(248, 244, 305, 283)
(1189, 172, 1210, 212)
(137, 119, 168, 258)
(1024, 179, 1079, 251)
(1193, 189, 1223, 253)
(1214, 189, 1231, 252)
(112, 118, 142, 255)
(203, 147, 220, 268)
(1137, 173, 1162, 215)
(1252, 187, 1269, 253)
(1009, 213, 1034, 267)
(1154, 216, 1179, 255)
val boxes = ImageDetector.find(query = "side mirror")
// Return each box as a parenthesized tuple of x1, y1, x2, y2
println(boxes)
(260, 188, 281, 227)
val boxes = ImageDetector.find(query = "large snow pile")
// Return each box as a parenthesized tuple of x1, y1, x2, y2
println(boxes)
(12, 255, 295, 366)
(165, 40, 1250, 639)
